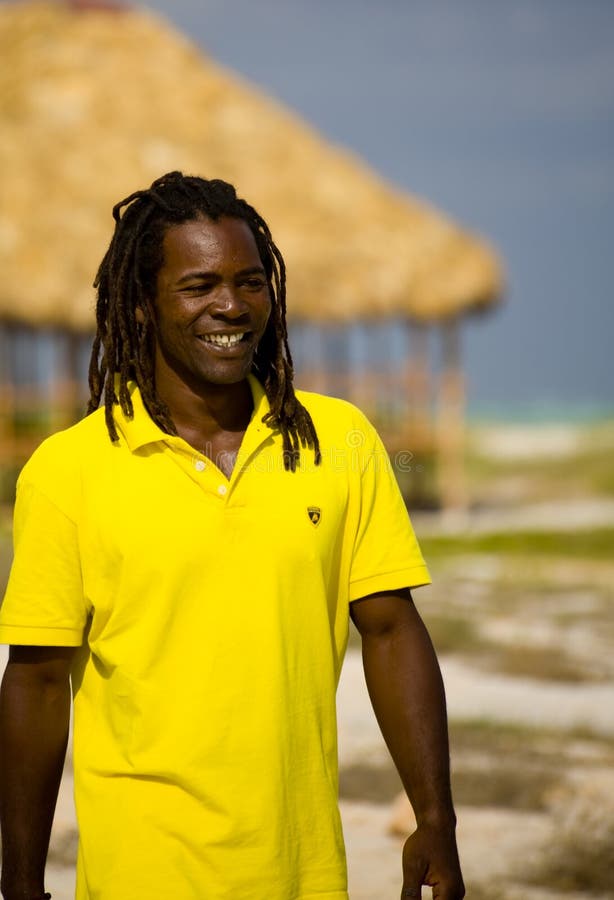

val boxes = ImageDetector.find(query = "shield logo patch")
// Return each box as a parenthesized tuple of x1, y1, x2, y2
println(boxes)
(307, 506, 322, 526)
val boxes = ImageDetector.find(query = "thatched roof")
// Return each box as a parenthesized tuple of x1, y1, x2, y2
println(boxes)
(409, 233, 503, 320)
(0, 0, 503, 331)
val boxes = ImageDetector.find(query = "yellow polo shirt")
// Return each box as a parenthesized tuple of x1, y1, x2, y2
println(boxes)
(0, 377, 430, 900)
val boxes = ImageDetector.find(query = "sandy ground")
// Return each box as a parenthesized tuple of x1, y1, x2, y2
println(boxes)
(415, 496, 614, 535)
(338, 652, 614, 898)
(2, 641, 612, 900)
(2, 418, 613, 897)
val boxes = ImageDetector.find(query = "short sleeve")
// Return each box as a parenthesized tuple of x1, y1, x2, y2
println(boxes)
(0, 477, 88, 646)
(348, 413, 431, 602)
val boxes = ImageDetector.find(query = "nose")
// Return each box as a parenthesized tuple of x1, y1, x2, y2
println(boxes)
(208, 284, 250, 320)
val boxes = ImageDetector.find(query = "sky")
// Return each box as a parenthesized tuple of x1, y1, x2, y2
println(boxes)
(55, 1, 614, 416)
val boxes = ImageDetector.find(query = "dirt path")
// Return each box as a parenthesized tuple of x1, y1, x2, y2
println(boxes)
(337, 651, 614, 762)
(414, 497, 614, 535)
(3, 640, 614, 899)
(339, 649, 614, 899)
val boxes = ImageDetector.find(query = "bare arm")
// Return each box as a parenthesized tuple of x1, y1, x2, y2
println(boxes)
(350, 589, 464, 900)
(0, 645, 76, 900)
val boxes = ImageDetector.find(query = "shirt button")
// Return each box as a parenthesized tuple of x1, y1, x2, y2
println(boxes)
(217, 484, 228, 496)
(194, 459, 206, 472)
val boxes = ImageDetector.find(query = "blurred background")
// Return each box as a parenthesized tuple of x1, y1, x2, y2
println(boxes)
(0, 1, 613, 898)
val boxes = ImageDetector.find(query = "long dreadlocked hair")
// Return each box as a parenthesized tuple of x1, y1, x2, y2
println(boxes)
(88, 171, 320, 471)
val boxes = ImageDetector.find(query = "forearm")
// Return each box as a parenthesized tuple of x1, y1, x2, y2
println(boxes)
(0, 660, 71, 899)
(360, 609, 455, 827)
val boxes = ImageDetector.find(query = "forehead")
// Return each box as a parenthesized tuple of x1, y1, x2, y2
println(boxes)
(160, 216, 262, 272)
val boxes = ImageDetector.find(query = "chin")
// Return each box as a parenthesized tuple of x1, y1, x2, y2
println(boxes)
(198, 362, 254, 386)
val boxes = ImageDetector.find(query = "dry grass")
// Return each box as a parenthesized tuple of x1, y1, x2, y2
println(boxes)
(47, 829, 78, 867)
(452, 764, 559, 811)
(465, 886, 508, 900)
(528, 779, 614, 894)
(0, 523, 12, 595)
(419, 612, 484, 655)
(338, 718, 577, 811)
(449, 719, 610, 761)
(352, 608, 605, 683)
(417, 536, 614, 683)
(339, 759, 562, 812)
(466, 420, 614, 502)
(480, 642, 605, 683)
(339, 762, 402, 804)
(420, 528, 614, 562)
(419, 605, 605, 683)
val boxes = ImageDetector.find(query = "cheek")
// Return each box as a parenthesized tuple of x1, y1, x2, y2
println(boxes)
(259, 295, 273, 330)
(152, 319, 192, 361)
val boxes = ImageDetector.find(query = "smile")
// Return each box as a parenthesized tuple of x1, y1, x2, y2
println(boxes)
(198, 332, 247, 347)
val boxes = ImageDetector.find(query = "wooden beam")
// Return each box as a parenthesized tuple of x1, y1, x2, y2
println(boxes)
(0, 322, 17, 468)
(437, 317, 467, 511)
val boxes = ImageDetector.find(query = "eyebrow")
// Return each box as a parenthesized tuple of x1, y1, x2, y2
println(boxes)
(175, 266, 266, 286)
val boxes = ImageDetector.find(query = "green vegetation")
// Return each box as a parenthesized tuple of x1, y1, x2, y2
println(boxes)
(420, 528, 614, 561)
(466, 420, 614, 501)
(0, 525, 12, 596)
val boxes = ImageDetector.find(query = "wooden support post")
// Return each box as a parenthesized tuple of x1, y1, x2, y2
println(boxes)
(394, 319, 436, 508)
(50, 329, 90, 430)
(299, 323, 328, 396)
(437, 317, 467, 512)
(0, 322, 17, 469)
(346, 321, 374, 419)
(405, 319, 432, 454)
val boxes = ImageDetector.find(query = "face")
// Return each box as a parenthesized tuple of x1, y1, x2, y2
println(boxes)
(148, 215, 272, 395)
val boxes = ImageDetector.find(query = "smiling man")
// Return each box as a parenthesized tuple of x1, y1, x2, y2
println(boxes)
(0, 172, 464, 900)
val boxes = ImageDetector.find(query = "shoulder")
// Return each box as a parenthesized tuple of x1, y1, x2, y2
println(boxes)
(295, 388, 377, 441)
(296, 390, 379, 447)
(18, 408, 111, 499)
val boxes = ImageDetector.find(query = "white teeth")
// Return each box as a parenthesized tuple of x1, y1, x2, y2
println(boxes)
(201, 332, 245, 346)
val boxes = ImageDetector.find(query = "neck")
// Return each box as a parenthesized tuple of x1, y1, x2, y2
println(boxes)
(156, 371, 255, 439)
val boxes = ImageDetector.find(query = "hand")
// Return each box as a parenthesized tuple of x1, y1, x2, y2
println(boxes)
(400, 823, 465, 899)
(1, 892, 51, 900)
(0, 881, 51, 900)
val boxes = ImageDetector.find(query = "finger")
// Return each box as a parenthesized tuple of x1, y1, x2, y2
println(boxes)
(401, 888, 421, 899)
(432, 880, 466, 900)
(431, 875, 465, 900)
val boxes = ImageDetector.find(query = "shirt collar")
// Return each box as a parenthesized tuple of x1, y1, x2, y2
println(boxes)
(114, 375, 272, 453)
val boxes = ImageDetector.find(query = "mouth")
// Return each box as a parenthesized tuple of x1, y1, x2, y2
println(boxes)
(196, 331, 250, 349)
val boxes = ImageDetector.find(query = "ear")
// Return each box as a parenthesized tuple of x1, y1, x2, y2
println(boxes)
(135, 306, 146, 325)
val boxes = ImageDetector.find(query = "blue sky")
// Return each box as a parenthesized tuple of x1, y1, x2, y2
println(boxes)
(93, 2, 614, 414)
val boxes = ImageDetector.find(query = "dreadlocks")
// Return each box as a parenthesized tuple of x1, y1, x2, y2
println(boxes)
(88, 171, 320, 471)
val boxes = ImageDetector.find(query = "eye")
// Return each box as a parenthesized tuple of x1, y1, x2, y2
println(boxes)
(241, 277, 267, 291)
(182, 281, 215, 295)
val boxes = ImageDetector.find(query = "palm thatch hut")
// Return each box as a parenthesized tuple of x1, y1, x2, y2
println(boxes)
(0, 0, 504, 507)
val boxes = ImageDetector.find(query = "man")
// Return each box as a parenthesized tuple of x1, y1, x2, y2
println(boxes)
(0, 172, 464, 900)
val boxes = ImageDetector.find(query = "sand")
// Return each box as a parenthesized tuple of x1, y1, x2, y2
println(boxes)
(1, 641, 610, 899)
